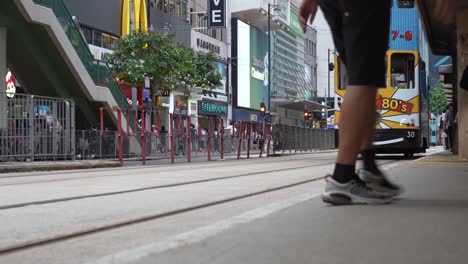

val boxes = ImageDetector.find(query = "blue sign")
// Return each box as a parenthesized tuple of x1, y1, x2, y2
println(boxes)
(198, 100, 227, 116)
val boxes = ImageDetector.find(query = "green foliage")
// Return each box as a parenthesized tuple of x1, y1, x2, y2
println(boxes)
(106, 30, 222, 102)
(429, 81, 447, 115)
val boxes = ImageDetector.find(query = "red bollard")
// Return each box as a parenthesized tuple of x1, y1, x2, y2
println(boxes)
(267, 124, 272, 157)
(126, 110, 130, 136)
(207, 117, 211, 161)
(237, 121, 243, 159)
(133, 110, 137, 136)
(141, 110, 146, 165)
(247, 122, 252, 159)
(187, 116, 191, 163)
(170, 113, 175, 164)
(220, 118, 224, 160)
(99, 107, 104, 137)
(117, 109, 123, 165)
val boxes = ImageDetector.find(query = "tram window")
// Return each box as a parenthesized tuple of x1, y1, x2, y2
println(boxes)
(398, 0, 415, 8)
(338, 57, 348, 90)
(391, 53, 415, 89)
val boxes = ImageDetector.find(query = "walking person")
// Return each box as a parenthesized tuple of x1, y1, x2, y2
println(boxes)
(160, 126, 167, 154)
(444, 104, 455, 151)
(299, 0, 455, 205)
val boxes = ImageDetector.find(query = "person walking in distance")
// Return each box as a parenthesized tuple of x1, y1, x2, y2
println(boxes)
(299, 0, 456, 205)
(444, 104, 455, 151)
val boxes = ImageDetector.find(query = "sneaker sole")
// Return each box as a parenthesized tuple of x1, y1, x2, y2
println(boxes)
(360, 173, 404, 197)
(322, 192, 392, 205)
(367, 182, 404, 197)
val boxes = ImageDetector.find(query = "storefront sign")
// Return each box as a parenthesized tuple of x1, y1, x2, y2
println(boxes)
(88, 44, 113, 61)
(5, 71, 16, 98)
(197, 38, 221, 54)
(208, 0, 226, 28)
(174, 99, 188, 115)
(198, 99, 227, 116)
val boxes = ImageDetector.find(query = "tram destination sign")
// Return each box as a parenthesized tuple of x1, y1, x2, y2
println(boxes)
(198, 99, 227, 116)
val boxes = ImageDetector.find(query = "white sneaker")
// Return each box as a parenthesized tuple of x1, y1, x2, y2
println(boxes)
(322, 176, 393, 205)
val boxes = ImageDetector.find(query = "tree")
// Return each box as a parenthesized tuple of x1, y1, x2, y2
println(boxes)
(106, 30, 222, 102)
(176, 49, 223, 102)
(429, 81, 447, 115)
(106, 30, 179, 90)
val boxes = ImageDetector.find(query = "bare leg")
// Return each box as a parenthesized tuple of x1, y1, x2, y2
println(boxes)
(336, 85, 377, 165)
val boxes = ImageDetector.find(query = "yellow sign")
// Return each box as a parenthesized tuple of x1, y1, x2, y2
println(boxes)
(122, 0, 148, 36)
(162, 89, 170, 97)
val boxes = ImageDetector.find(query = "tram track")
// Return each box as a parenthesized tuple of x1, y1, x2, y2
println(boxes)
(0, 161, 337, 210)
(0, 159, 402, 256)
(0, 153, 337, 185)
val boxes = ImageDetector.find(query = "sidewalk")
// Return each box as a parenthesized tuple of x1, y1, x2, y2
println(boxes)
(153, 152, 468, 264)
(0, 149, 338, 173)
(0, 160, 121, 174)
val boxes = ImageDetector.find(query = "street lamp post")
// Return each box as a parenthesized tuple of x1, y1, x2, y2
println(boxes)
(268, 4, 272, 121)
(326, 48, 335, 130)
(326, 48, 330, 129)
(267, 3, 279, 124)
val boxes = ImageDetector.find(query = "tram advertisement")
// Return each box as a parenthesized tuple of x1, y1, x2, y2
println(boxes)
(334, 89, 420, 130)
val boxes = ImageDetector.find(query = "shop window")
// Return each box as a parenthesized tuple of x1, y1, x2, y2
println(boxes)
(398, 0, 415, 8)
(390, 53, 415, 89)
(93, 31, 102, 46)
(81, 26, 93, 44)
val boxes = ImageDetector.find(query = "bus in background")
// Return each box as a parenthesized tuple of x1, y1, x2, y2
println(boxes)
(333, 0, 430, 158)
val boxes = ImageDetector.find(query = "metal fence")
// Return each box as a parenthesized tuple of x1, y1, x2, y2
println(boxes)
(0, 92, 75, 162)
(272, 124, 336, 153)
(74, 122, 336, 163)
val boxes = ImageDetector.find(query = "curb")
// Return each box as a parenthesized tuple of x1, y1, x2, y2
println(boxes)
(0, 162, 122, 174)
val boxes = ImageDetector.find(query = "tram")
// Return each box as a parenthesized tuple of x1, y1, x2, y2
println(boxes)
(333, 0, 430, 158)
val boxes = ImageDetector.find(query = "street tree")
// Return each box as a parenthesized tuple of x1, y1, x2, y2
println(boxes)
(106, 30, 222, 103)
(429, 81, 447, 115)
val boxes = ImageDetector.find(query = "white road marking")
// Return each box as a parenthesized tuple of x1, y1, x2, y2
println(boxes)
(90, 192, 321, 264)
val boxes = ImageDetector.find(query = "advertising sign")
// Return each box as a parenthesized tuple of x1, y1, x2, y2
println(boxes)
(290, 10, 306, 38)
(236, 20, 269, 111)
(208, 0, 226, 28)
(198, 99, 228, 116)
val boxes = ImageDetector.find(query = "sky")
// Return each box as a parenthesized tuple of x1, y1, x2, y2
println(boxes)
(312, 8, 335, 100)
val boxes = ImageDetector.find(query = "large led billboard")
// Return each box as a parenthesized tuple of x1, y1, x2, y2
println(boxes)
(234, 19, 269, 110)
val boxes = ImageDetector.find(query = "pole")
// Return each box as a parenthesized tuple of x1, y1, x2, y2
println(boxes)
(187, 116, 191, 163)
(326, 49, 330, 130)
(268, 4, 271, 116)
(170, 113, 175, 164)
(141, 110, 146, 165)
(117, 109, 123, 165)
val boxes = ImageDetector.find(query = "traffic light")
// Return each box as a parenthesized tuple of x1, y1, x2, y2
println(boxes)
(260, 102, 266, 116)
(304, 111, 312, 120)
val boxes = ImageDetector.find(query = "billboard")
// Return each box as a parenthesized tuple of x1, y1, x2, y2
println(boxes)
(235, 19, 269, 110)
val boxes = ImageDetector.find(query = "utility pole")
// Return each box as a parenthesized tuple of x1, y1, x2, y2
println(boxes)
(326, 48, 330, 130)
(268, 3, 271, 122)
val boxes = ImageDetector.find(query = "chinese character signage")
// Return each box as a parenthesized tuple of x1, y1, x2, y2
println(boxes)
(198, 99, 227, 116)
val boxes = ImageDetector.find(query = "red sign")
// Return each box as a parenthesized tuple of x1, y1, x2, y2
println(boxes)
(5, 71, 16, 98)
(376, 95, 414, 114)
(391, 30, 413, 41)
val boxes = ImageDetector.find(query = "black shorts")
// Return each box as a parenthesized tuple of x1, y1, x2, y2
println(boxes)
(318, 0, 391, 87)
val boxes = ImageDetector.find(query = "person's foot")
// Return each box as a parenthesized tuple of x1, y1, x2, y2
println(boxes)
(322, 176, 393, 205)
(358, 169, 404, 197)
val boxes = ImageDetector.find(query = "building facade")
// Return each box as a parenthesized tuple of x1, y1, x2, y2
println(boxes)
(62, 0, 320, 130)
